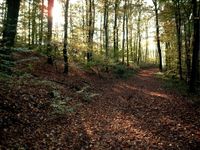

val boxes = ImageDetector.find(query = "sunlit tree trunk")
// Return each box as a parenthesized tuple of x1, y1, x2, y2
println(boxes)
(31, 0, 37, 46)
(0, 0, 7, 38)
(137, 10, 141, 65)
(145, 20, 149, 62)
(47, 0, 54, 65)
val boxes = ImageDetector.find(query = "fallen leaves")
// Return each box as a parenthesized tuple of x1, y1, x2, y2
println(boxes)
(1, 54, 200, 149)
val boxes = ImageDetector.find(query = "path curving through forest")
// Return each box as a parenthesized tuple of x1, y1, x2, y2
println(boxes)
(73, 68, 200, 149)
(1, 67, 200, 149)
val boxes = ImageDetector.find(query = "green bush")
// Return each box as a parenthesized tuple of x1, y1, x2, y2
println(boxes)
(112, 64, 134, 79)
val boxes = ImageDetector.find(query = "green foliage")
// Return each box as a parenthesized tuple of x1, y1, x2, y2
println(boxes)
(112, 64, 135, 79)
(0, 72, 11, 80)
(27, 63, 33, 71)
(155, 72, 188, 95)
(51, 99, 74, 114)
(83, 54, 108, 71)
(50, 90, 74, 115)
(76, 85, 100, 102)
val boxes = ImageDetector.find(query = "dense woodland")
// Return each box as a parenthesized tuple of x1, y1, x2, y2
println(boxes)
(0, 0, 199, 90)
(0, 0, 200, 149)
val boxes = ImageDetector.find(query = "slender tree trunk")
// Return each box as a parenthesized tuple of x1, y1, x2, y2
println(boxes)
(137, 10, 141, 65)
(125, 0, 129, 66)
(184, 22, 191, 83)
(100, 15, 103, 54)
(104, 0, 109, 64)
(153, 0, 162, 71)
(190, 0, 200, 92)
(28, 0, 31, 49)
(113, 0, 119, 62)
(134, 35, 138, 63)
(31, 0, 37, 46)
(130, 24, 133, 62)
(39, 0, 44, 46)
(47, 0, 54, 65)
(145, 20, 149, 62)
(174, 0, 183, 80)
(87, 0, 94, 62)
(63, 0, 69, 74)
(122, 2, 126, 64)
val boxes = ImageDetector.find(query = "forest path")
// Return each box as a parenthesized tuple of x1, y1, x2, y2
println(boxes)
(1, 65, 200, 149)
(73, 68, 200, 149)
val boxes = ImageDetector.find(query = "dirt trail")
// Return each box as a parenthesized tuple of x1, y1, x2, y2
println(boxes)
(1, 67, 200, 149)
(74, 68, 200, 149)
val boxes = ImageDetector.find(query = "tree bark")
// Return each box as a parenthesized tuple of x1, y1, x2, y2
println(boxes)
(47, 0, 54, 65)
(190, 0, 200, 92)
(87, 0, 94, 62)
(184, 22, 191, 83)
(2, 0, 21, 47)
(39, 0, 44, 46)
(126, 0, 129, 66)
(104, 0, 109, 63)
(174, 0, 183, 80)
(113, 0, 119, 62)
(122, 1, 126, 64)
(137, 10, 141, 65)
(153, 0, 162, 71)
(63, 0, 69, 74)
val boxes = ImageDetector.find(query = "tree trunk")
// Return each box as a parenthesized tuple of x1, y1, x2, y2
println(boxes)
(145, 20, 149, 62)
(184, 22, 191, 83)
(2, 0, 21, 47)
(32, 0, 37, 46)
(87, 0, 94, 62)
(137, 10, 141, 65)
(126, 0, 129, 66)
(1, 0, 20, 73)
(190, 0, 200, 92)
(153, 0, 162, 71)
(28, 0, 31, 49)
(47, 0, 54, 65)
(122, 2, 125, 64)
(113, 0, 119, 62)
(104, 0, 109, 64)
(63, 0, 69, 74)
(174, 0, 183, 80)
(39, 0, 44, 46)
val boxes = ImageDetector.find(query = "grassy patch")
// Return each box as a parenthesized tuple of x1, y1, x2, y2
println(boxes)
(154, 72, 188, 95)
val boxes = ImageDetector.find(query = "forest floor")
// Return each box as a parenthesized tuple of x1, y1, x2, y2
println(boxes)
(1, 51, 200, 149)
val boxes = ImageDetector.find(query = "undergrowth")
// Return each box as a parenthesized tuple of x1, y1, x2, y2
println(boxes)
(112, 64, 135, 79)
(155, 72, 189, 96)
